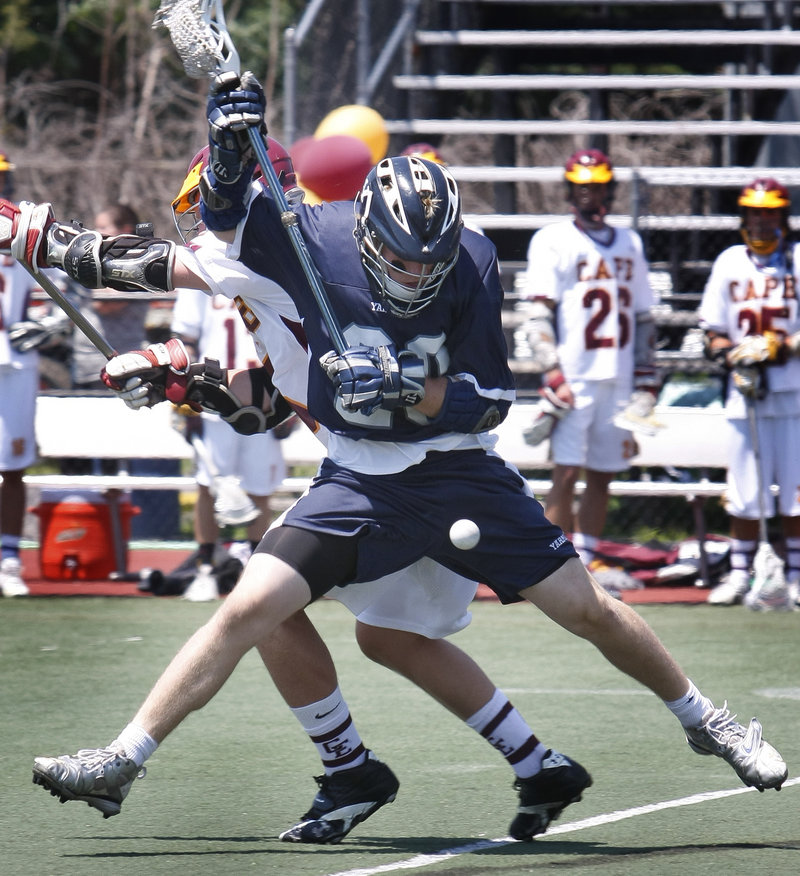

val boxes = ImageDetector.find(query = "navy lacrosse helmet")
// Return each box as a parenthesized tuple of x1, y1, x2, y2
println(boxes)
(354, 155, 462, 317)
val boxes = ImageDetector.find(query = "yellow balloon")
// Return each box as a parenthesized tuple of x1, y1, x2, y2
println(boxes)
(314, 105, 389, 164)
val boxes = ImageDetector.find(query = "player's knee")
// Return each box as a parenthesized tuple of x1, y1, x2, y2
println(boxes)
(355, 621, 423, 667)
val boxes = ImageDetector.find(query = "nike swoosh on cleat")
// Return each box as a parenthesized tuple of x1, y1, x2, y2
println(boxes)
(741, 719, 760, 754)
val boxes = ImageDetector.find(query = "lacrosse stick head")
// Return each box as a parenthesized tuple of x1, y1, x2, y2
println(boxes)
(153, 0, 240, 78)
(744, 542, 792, 611)
(211, 476, 260, 526)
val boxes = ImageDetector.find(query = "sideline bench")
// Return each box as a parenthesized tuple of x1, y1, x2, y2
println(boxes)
(19, 395, 735, 584)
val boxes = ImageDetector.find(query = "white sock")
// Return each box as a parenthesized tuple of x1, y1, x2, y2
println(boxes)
(466, 688, 547, 779)
(729, 538, 756, 583)
(663, 680, 715, 729)
(290, 686, 367, 775)
(784, 536, 800, 583)
(112, 723, 158, 768)
(571, 532, 598, 567)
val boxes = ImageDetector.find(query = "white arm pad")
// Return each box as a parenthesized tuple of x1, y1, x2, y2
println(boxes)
(513, 298, 559, 373)
(633, 311, 658, 389)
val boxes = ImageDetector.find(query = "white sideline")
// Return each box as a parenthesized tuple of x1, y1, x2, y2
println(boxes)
(326, 777, 800, 876)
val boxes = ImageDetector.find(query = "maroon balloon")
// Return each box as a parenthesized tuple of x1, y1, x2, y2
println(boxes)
(289, 135, 317, 172)
(295, 134, 373, 202)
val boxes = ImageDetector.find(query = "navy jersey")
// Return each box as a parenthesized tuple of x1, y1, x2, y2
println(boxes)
(236, 195, 514, 443)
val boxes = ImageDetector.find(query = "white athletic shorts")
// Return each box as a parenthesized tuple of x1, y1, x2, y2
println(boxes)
(549, 378, 635, 471)
(196, 415, 287, 497)
(271, 496, 477, 639)
(327, 556, 477, 638)
(0, 366, 38, 471)
(724, 415, 800, 518)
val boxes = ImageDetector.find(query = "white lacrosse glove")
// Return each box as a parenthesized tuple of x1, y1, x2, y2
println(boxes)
(0, 198, 54, 267)
(523, 385, 572, 446)
(613, 390, 665, 436)
(731, 365, 764, 399)
(727, 332, 784, 367)
(8, 315, 70, 353)
(101, 339, 191, 410)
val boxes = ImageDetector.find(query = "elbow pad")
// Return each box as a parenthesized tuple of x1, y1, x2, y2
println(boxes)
(186, 360, 293, 435)
(48, 223, 176, 293)
(432, 378, 508, 434)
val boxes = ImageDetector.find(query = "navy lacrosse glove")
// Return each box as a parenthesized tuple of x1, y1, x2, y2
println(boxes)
(202, 71, 265, 229)
(206, 70, 265, 184)
(320, 345, 426, 415)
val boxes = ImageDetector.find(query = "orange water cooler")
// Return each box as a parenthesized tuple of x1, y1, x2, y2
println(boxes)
(31, 490, 139, 580)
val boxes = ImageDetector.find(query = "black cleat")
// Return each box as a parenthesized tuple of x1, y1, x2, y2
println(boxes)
(509, 749, 592, 841)
(279, 750, 399, 844)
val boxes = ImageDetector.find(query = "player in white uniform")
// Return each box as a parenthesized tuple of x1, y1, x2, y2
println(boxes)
(171, 283, 286, 596)
(0, 248, 39, 597)
(699, 177, 800, 608)
(515, 149, 658, 571)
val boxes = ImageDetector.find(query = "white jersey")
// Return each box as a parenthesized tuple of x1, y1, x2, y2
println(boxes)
(521, 219, 654, 385)
(172, 288, 262, 371)
(171, 245, 288, 494)
(699, 242, 800, 419)
(0, 255, 38, 371)
(0, 256, 39, 470)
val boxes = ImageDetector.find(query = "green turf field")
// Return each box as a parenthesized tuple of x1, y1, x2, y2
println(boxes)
(1, 597, 797, 875)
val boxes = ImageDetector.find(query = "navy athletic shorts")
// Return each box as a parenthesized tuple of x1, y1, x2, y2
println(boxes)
(277, 449, 577, 604)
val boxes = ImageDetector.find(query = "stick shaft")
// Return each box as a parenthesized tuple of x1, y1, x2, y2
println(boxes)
(247, 130, 348, 354)
(745, 398, 769, 544)
(21, 262, 116, 360)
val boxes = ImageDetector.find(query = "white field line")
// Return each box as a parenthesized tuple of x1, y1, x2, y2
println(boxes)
(327, 777, 800, 876)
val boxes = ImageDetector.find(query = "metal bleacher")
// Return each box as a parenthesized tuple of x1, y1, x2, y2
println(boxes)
(362, 0, 800, 387)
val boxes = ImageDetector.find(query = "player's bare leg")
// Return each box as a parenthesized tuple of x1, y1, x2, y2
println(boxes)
(260, 612, 400, 843)
(245, 493, 270, 544)
(0, 467, 29, 597)
(575, 469, 614, 540)
(521, 557, 787, 791)
(544, 463, 579, 533)
(781, 514, 800, 606)
(354, 623, 591, 839)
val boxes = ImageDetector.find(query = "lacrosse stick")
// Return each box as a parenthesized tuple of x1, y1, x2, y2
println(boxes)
(190, 433, 260, 526)
(16, 262, 135, 577)
(743, 397, 790, 610)
(18, 261, 116, 359)
(154, 0, 347, 354)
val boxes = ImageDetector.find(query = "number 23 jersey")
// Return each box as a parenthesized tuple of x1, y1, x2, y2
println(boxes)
(524, 220, 654, 383)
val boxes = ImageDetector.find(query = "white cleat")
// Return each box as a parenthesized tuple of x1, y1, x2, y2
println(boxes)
(685, 705, 787, 791)
(0, 556, 29, 597)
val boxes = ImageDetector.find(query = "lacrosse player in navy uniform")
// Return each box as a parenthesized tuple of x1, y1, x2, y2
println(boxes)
(5, 72, 786, 840)
(168, 147, 570, 843)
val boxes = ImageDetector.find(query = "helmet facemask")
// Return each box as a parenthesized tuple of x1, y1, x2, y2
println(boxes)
(738, 179, 791, 257)
(741, 209, 787, 257)
(563, 149, 615, 229)
(355, 156, 462, 318)
(358, 229, 459, 317)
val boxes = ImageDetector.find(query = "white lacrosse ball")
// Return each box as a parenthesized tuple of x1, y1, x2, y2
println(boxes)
(449, 518, 481, 550)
